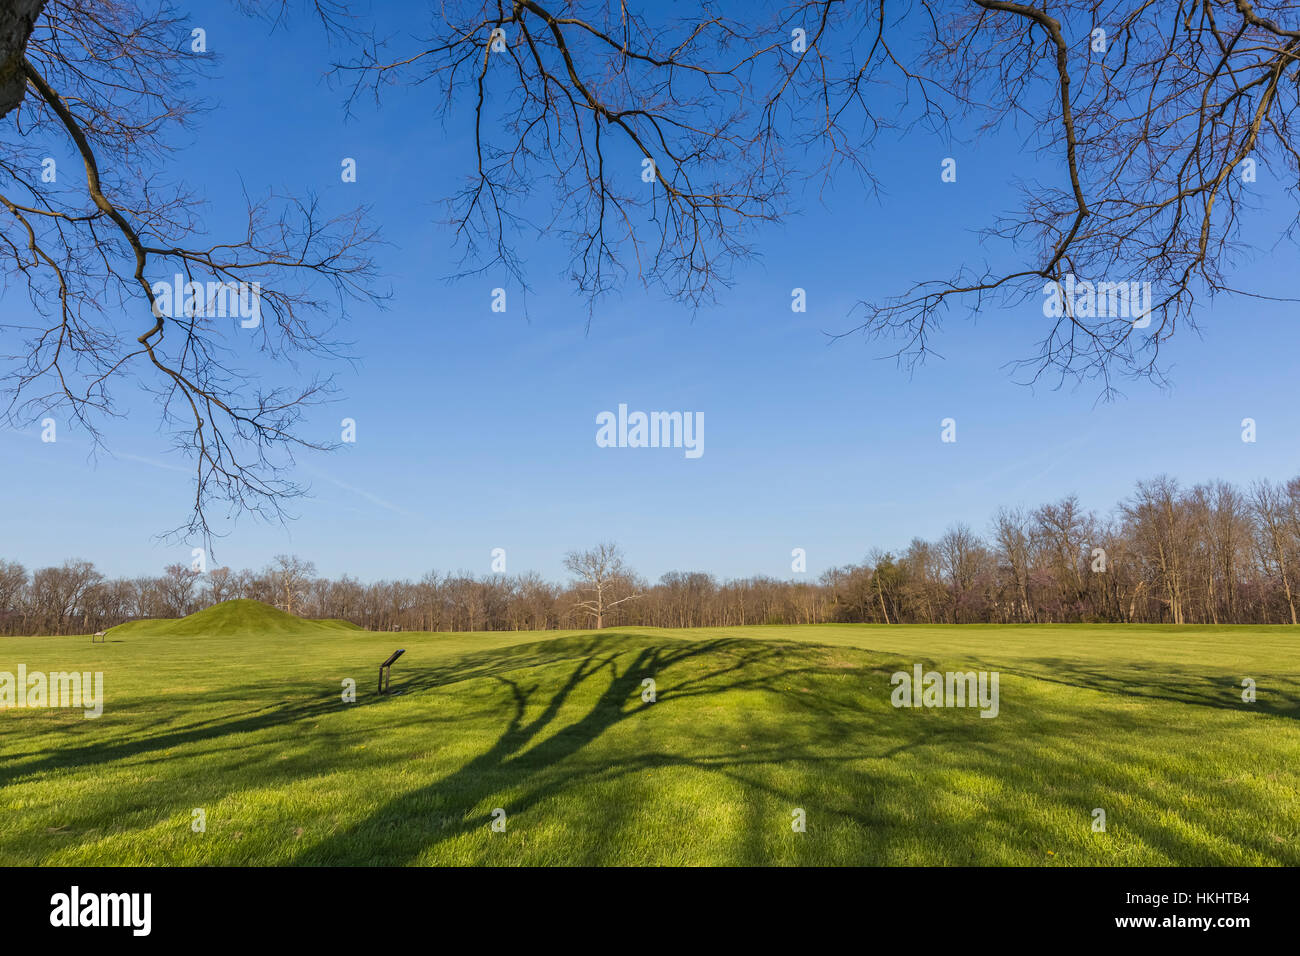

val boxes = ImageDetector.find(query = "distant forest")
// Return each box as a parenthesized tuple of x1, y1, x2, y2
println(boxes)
(6, 474, 1300, 635)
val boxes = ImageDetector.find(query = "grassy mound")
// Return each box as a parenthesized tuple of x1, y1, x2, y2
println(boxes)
(108, 599, 349, 639)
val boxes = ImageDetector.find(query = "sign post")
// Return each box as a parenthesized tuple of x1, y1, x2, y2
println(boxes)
(378, 649, 405, 695)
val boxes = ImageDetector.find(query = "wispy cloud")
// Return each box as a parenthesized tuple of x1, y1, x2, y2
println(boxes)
(303, 466, 422, 519)
(110, 451, 193, 474)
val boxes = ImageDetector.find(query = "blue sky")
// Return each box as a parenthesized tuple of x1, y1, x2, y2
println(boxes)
(3, 3, 1298, 583)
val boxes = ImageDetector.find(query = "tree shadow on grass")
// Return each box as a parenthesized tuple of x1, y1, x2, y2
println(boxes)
(985, 656, 1300, 721)
(0, 634, 819, 787)
(0, 636, 654, 786)
(290, 635, 1300, 866)
(9, 632, 1295, 866)
(290, 634, 868, 865)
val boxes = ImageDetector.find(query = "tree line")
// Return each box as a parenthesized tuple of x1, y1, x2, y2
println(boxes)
(5, 474, 1300, 636)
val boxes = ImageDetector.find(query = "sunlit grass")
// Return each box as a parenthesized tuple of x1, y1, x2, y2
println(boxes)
(2, 605, 1296, 865)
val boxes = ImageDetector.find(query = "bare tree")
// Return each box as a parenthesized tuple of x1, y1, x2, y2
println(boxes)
(157, 562, 201, 617)
(831, 1, 1300, 394)
(268, 554, 316, 617)
(1250, 478, 1298, 624)
(564, 542, 641, 629)
(203, 566, 238, 606)
(0, 0, 43, 118)
(866, 549, 902, 625)
(29, 558, 101, 633)
(1, 1, 381, 543)
(328, 1, 1300, 394)
(0, 558, 26, 611)
(937, 523, 985, 622)
(1126, 477, 1195, 623)
(993, 507, 1035, 622)
(1034, 495, 1092, 617)
(333, 1, 799, 312)
(10, 1, 1291, 548)
(131, 575, 161, 619)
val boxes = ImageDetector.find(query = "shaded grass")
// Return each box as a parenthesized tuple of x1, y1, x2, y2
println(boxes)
(1, 611, 1297, 865)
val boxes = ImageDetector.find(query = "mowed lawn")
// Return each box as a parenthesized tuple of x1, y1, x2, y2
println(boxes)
(1, 601, 1297, 866)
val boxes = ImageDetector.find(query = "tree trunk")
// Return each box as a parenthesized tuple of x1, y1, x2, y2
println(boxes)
(0, 0, 43, 119)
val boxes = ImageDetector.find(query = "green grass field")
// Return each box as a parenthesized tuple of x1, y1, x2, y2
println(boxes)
(2, 600, 1297, 865)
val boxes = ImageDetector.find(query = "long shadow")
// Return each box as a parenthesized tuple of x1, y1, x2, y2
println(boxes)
(292, 635, 1300, 865)
(291, 635, 848, 864)
(0, 633, 806, 783)
(985, 656, 1300, 721)
(15, 630, 1290, 865)
(0, 636, 645, 786)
